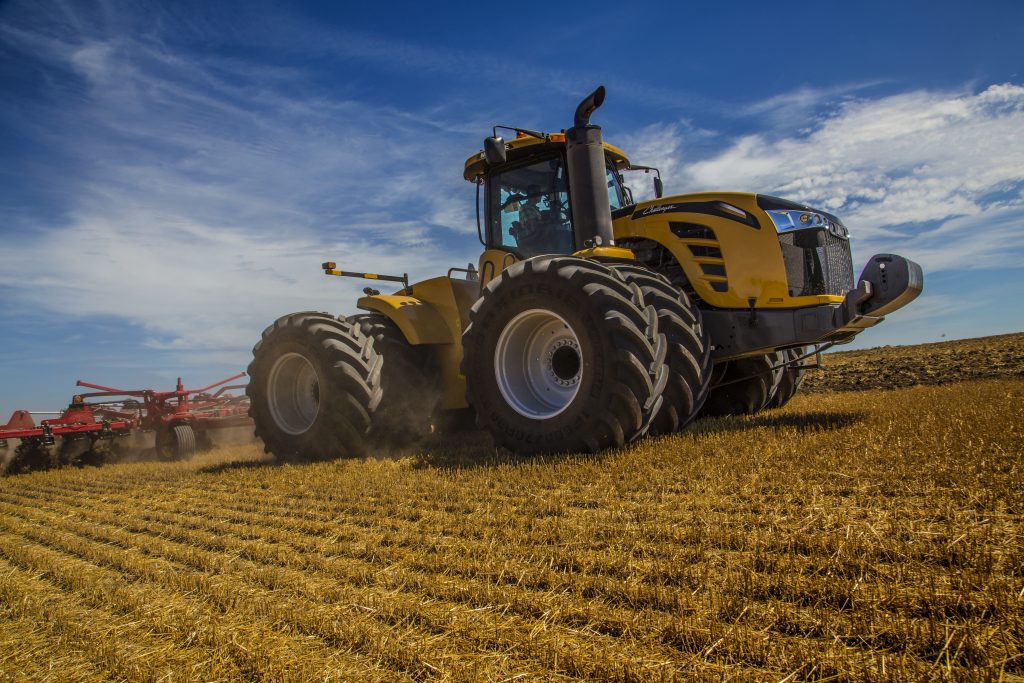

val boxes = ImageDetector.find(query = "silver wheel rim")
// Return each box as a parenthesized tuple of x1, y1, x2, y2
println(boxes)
(266, 352, 320, 435)
(494, 309, 582, 419)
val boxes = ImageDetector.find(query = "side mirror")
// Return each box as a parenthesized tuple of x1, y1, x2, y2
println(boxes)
(484, 136, 507, 166)
(654, 177, 664, 199)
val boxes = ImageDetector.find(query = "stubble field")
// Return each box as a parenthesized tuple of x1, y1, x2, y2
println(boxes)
(1, 334, 1022, 681)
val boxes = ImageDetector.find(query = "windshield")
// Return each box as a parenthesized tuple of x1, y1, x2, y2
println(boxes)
(607, 165, 625, 210)
(487, 155, 574, 257)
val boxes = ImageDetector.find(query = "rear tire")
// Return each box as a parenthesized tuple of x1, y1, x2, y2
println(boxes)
(348, 313, 440, 448)
(462, 255, 666, 455)
(700, 353, 783, 417)
(609, 264, 712, 435)
(247, 312, 383, 462)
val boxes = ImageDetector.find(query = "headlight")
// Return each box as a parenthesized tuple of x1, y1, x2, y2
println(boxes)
(766, 209, 849, 239)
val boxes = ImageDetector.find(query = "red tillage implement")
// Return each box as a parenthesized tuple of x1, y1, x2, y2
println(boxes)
(1, 373, 252, 474)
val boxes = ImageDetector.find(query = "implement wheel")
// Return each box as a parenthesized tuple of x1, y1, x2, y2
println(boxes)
(610, 264, 712, 434)
(349, 313, 440, 448)
(462, 255, 666, 455)
(247, 312, 382, 461)
(700, 353, 783, 418)
(171, 424, 197, 459)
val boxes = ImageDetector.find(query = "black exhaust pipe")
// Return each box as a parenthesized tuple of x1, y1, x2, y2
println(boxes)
(565, 86, 614, 249)
(574, 86, 605, 127)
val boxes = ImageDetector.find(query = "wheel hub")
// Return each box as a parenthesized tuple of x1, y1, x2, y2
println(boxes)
(494, 309, 582, 419)
(266, 352, 320, 435)
(548, 340, 581, 386)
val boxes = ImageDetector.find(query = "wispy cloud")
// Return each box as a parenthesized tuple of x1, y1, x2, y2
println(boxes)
(735, 81, 888, 128)
(855, 205, 1024, 274)
(0, 2, 488, 354)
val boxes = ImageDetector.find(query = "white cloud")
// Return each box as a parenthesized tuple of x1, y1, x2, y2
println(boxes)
(614, 121, 721, 203)
(0, 8, 485, 354)
(0, 206, 460, 351)
(681, 84, 1024, 244)
(615, 123, 685, 202)
(853, 204, 1024, 274)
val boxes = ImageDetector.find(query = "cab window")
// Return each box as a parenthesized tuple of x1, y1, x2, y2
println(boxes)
(606, 166, 625, 210)
(487, 155, 574, 258)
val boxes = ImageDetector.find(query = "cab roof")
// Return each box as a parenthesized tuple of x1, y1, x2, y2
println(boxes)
(463, 132, 631, 182)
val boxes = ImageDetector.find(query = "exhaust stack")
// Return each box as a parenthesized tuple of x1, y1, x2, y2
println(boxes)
(565, 86, 614, 248)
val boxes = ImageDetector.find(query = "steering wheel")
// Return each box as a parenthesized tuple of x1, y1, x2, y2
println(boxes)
(500, 194, 527, 211)
(549, 195, 571, 223)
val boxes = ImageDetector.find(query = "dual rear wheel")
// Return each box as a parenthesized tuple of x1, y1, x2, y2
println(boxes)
(247, 311, 439, 462)
(247, 313, 383, 461)
(462, 255, 711, 454)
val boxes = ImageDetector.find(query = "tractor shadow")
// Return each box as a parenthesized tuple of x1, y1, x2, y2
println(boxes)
(688, 410, 867, 436)
(409, 430, 596, 471)
(413, 410, 867, 470)
(411, 431, 509, 470)
(185, 410, 869, 474)
(198, 459, 278, 475)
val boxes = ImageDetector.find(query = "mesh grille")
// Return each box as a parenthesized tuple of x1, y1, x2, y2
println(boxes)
(778, 228, 854, 297)
(822, 231, 854, 296)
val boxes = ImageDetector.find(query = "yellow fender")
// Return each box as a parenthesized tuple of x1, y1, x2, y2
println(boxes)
(355, 294, 453, 345)
(356, 276, 477, 409)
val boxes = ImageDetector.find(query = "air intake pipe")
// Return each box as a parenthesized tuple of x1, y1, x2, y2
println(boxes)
(565, 86, 614, 249)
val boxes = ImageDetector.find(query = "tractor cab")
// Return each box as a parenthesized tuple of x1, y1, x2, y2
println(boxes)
(464, 130, 634, 271)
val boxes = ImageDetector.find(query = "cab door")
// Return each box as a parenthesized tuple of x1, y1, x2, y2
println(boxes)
(477, 153, 575, 286)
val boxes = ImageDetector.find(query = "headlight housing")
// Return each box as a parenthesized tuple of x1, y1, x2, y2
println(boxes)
(765, 209, 850, 239)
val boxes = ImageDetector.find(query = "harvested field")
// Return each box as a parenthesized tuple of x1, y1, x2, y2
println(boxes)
(802, 332, 1024, 393)
(0, 336, 1022, 681)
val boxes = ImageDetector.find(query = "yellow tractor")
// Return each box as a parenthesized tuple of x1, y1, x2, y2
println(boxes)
(247, 87, 922, 459)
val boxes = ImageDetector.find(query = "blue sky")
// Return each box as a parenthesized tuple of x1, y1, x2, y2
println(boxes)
(1, 0, 1022, 417)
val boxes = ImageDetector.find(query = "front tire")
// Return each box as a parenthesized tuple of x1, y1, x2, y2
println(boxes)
(247, 312, 383, 461)
(462, 256, 666, 455)
(766, 347, 809, 409)
(700, 353, 783, 417)
(610, 264, 712, 435)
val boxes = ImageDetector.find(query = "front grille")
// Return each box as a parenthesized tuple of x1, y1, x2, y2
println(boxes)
(778, 227, 854, 297)
(823, 230, 854, 295)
